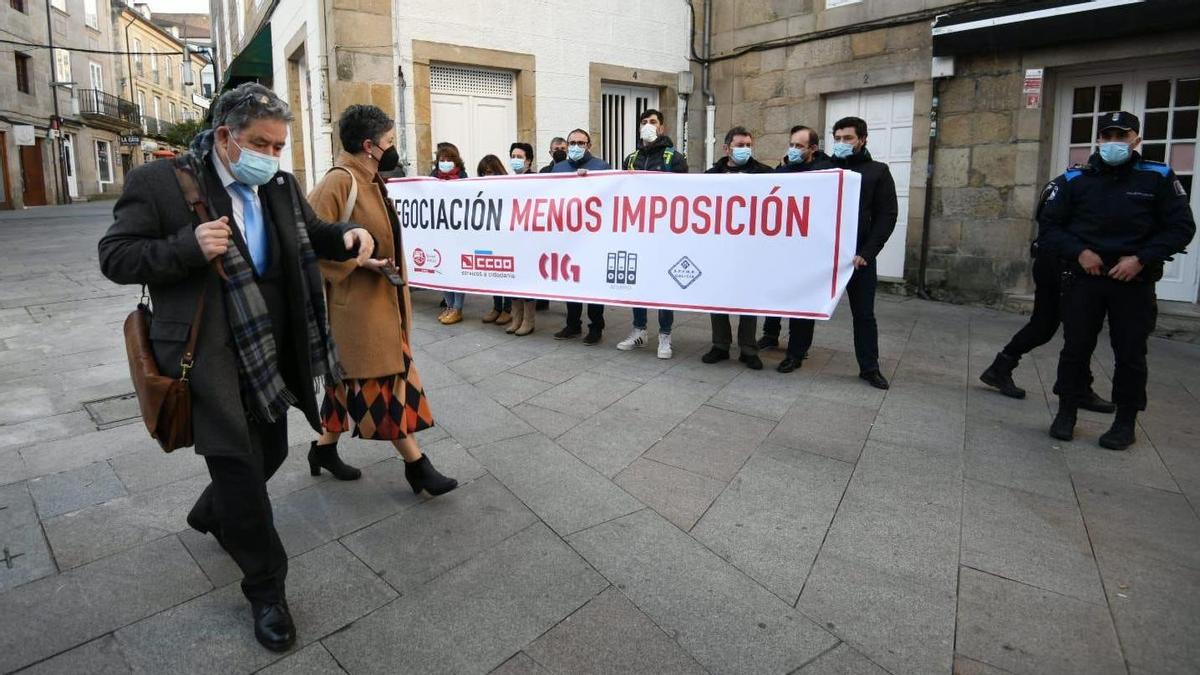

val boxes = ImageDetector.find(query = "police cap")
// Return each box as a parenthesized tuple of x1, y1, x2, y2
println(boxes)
(1097, 111, 1140, 134)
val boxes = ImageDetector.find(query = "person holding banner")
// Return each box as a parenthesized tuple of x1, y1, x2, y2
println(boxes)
(434, 143, 468, 324)
(552, 129, 611, 344)
(483, 143, 538, 326)
(308, 104, 458, 497)
(702, 126, 772, 370)
(760, 125, 835, 373)
(479, 154, 537, 336)
(820, 116, 898, 390)
(618, 109, 689, 359)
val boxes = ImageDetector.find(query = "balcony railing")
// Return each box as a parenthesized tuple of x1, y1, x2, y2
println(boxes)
(78, 89, 141, 129)
(143, 116, 176, 138)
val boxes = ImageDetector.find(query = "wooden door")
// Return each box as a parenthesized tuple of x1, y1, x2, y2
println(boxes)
(19, 141, 47, 207)
(0, 131, 12, 209)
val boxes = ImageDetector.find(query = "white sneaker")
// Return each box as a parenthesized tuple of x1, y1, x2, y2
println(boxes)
(657, 333, 673, 359)
(617, 328, 647, 351)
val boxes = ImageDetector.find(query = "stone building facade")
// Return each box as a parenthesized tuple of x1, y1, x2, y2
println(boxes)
(2, 0, 131, 206)
(116, 4, 211, 165)
(211, 0, 691, 191)
(690, 0, 1200, 306)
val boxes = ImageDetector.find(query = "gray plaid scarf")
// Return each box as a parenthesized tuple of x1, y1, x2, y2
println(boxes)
(182, 132, 344, 422)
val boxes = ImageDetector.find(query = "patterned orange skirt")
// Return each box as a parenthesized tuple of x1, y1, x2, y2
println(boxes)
(320, 340, 435, 440)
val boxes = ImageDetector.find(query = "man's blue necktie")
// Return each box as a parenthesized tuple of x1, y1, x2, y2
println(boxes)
(230, 182, 267, 275)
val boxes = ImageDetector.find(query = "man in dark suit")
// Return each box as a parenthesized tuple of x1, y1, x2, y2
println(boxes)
(98, 83, 375, 652)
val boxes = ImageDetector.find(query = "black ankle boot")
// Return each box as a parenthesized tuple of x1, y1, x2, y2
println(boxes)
(308, 441, 362, 481)
(1099, 407, 1137, 451)
(1080, 389, 1117, 414)
(980, 352, 1026, 399)
(1050, 402, 1078, 441)
(404, 454, 458, 496)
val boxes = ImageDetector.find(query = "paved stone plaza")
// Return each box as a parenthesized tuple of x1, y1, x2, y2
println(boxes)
(1, 203, 1198, 674)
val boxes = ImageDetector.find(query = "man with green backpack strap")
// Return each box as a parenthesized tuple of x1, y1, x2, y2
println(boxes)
(617, 108, 689, 359)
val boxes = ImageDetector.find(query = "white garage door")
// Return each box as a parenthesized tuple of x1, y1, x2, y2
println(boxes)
(430, 65, 517, 175)
(824, 85, 914, 279)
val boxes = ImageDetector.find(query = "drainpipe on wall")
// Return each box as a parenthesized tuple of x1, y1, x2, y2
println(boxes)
(701, 0, 715, 168)
(396, 64, 410, 175)
(916, 76, 944, 300)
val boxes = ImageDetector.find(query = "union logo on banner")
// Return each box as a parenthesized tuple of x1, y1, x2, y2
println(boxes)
(668, 256, 702, 289)
(539, 252, 580, 282)
(461, 250, 516, 278)
(412, 247, 442, 274)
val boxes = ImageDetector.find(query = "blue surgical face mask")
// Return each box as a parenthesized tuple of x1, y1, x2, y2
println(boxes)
(228, 138, 279, 186)
(509, 157, 527, 174)
(1098, 141, 1132, 166)
(831, 142, 855, 159)
(730, 146, 752, 165)
(567, 144, 586, 162)
(437, 160, 455, 174)
(786, 147, 804, 164)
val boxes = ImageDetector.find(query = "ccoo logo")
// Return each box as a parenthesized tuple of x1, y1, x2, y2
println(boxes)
(539, 252, 580, 282)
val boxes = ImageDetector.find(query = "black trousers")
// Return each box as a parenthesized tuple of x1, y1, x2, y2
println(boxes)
(762, 265, 878, 369)
(1003, 254, 1062, 359)
(190, 418, 289, 604)
(565, 302, 605, 332)
(762, 316, 816, 359)
(710, 314, 759, 355)
(491, 296, 512, 313)
(1054, 271, 1155, 410)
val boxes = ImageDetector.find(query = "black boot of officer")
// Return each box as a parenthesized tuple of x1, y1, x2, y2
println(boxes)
(981, 351, 1116, 412)
(1099, 407, 1138, 451)
(1050, 399, 1078, 441)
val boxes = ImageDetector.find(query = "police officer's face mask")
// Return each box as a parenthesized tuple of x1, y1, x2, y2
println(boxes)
(1099, 142, 1131, 166)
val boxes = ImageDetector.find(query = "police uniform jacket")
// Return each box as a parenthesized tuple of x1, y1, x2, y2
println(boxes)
(1038, 151, 1196, 281)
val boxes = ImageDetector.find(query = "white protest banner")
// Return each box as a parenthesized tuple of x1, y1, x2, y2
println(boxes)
(387, 169, 860, 318)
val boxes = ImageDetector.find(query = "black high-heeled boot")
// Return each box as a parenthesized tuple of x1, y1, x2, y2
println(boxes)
(404, 454, 458, 496)
(308, 441, 362, 481)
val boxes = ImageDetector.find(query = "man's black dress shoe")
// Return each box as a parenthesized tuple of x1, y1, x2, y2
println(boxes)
(252, 601, 296, 652)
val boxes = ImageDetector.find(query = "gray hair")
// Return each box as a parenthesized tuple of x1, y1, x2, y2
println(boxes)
(550, 136, 567, 145)
(213, 82, 293, 132)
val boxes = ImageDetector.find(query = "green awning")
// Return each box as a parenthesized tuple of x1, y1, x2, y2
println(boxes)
(218, 22, 273, 92)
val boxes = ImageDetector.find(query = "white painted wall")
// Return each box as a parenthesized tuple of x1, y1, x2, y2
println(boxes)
(269, 0, 335, 189)
(392, 0, 691, 173)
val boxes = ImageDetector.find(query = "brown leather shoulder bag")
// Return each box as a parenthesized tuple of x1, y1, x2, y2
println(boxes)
(124, 163, 218, 452)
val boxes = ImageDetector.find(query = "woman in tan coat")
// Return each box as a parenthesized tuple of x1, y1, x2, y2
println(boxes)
(306, 104, 456, 496)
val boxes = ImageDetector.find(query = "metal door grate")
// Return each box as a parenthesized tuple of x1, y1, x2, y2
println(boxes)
(430, 65, 514, 98)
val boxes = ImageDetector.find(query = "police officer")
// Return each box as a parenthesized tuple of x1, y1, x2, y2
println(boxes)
(1041, 111, 1195, 450)
(978, 190, 1115, 413)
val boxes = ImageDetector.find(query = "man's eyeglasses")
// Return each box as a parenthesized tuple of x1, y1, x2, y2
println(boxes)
(568, 141, 588, 147)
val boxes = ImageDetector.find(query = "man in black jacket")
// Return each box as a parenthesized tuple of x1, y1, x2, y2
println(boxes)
(758, 125, 835, 373)
(828, 116, 898, 389)
(98, 83, 375, 651)
(1041, 111, 1195, 450)
(618, 108, 688, 359)
(701, 126, 772, 370)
